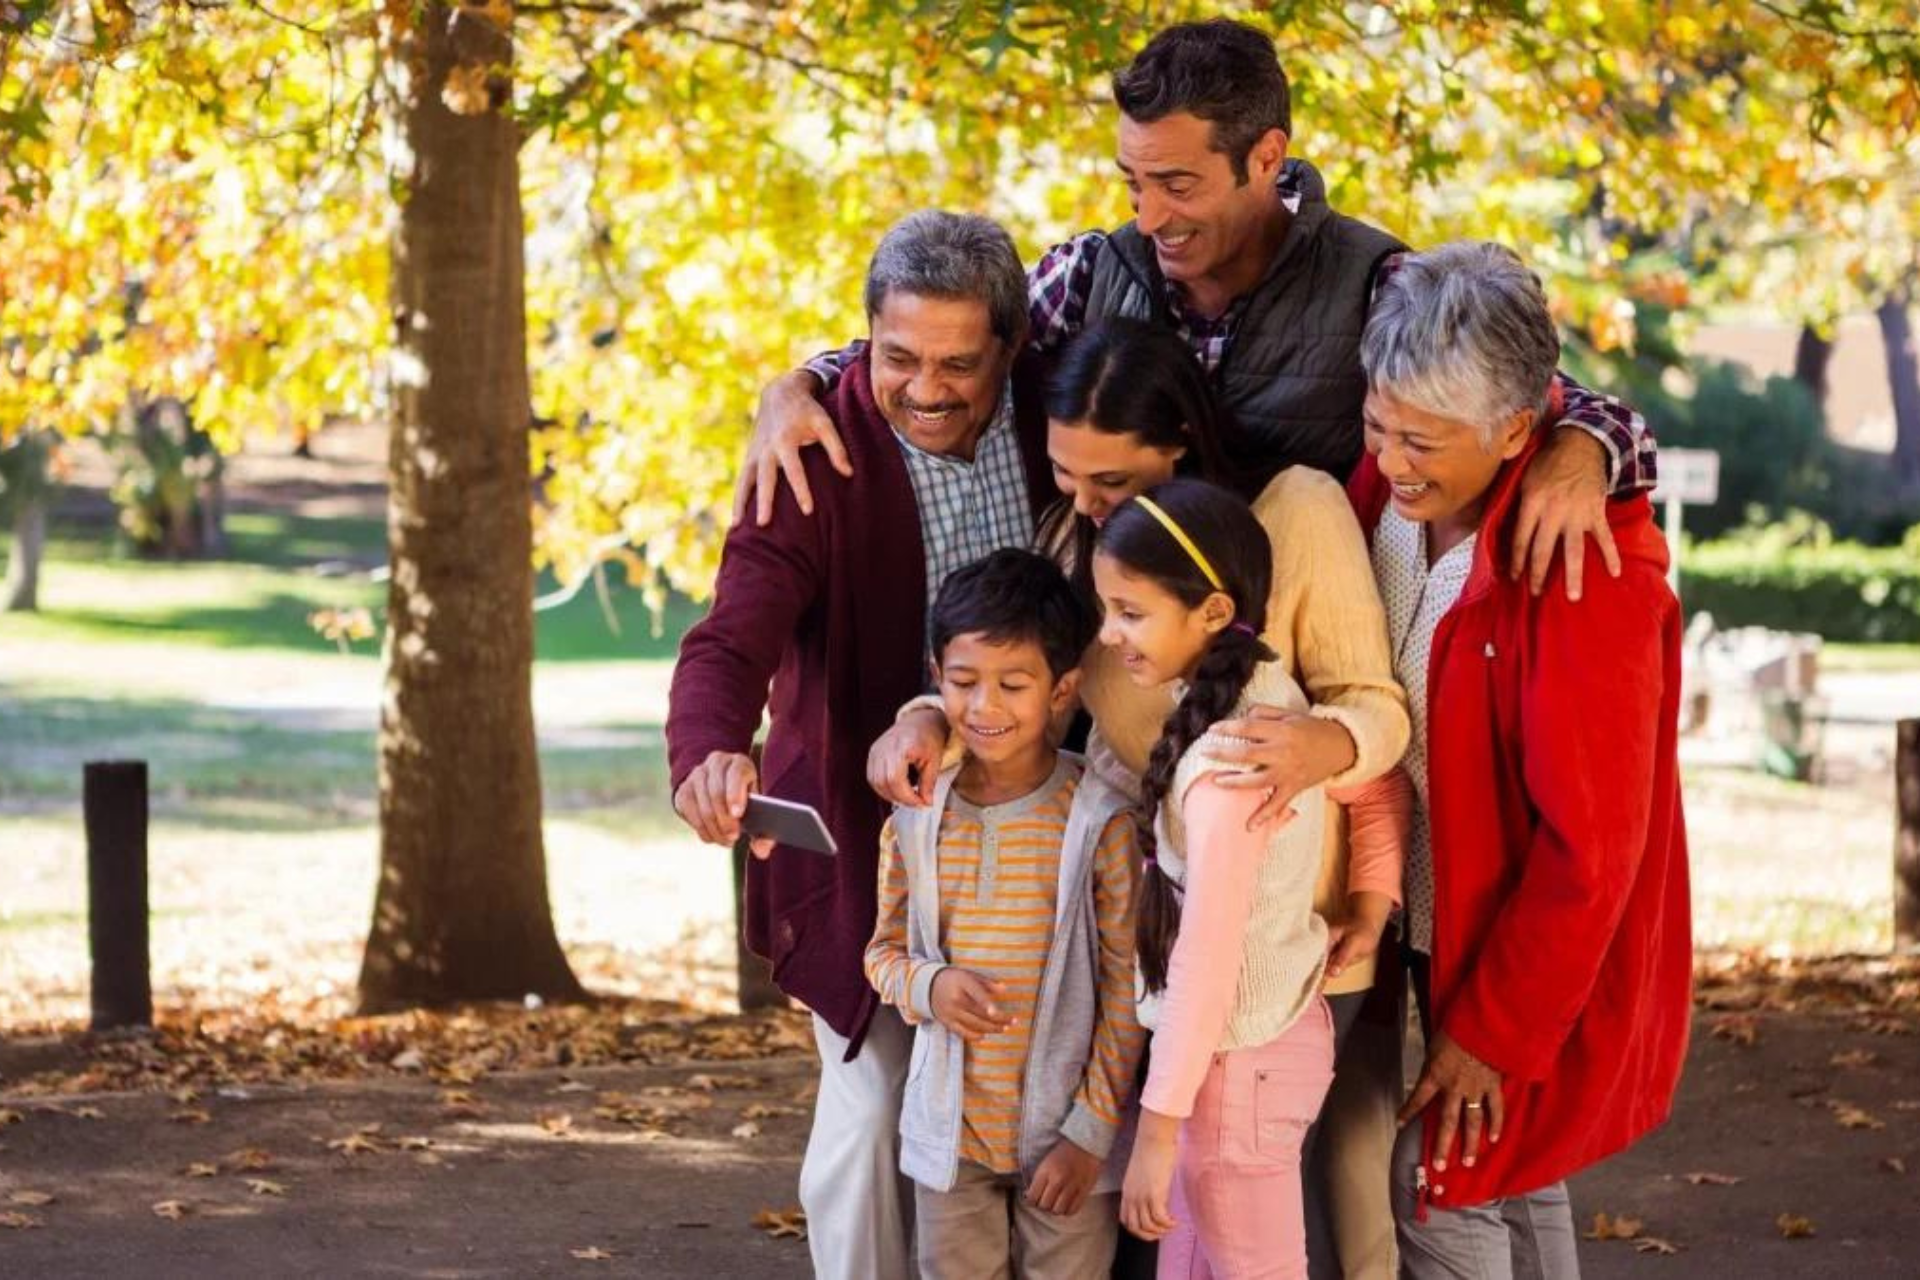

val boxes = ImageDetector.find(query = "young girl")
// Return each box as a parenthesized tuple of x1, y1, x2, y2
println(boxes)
(1098, 478, 1376, 1278)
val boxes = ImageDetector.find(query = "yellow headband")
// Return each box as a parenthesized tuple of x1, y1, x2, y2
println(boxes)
(1131, 495, 1225, 592)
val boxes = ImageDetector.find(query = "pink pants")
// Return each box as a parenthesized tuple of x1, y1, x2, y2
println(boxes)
(1158, 998, 1336, 1280)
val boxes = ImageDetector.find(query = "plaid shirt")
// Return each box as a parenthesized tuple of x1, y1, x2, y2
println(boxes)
(812, 166, 1656, 493)
(890, 384, 1035, 640)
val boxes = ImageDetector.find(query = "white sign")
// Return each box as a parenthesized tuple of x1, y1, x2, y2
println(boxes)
(1654, 447, 1721, 505)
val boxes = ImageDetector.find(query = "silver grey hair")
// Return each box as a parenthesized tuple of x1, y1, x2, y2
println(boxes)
(863, 210, 1028, 346)
(1360, 241, 1562, 448)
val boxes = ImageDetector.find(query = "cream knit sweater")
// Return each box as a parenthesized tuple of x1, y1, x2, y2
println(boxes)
(1081, 465, 1409, 995)
(1136, 659, 1328, 1049)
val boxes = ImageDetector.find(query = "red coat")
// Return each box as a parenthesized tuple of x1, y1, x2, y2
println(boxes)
(1349, 437, 1692, 1207)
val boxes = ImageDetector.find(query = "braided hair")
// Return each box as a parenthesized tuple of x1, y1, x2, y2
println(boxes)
(1093, 477, 1276, 994)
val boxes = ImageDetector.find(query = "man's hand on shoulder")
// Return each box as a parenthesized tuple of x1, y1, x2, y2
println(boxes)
(1510, 428, 1622, 602)
(733, 370, 853, 527)
(672, 750, 772, 858)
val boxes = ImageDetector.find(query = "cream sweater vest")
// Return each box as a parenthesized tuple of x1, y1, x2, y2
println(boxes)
(1137, 660, 1329, 1048)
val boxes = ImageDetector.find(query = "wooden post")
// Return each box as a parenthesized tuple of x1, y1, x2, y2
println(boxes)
(85, 761, 153, 1030)
(1896, 720, 1920, 953)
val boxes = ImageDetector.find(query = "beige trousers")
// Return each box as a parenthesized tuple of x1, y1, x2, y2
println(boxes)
(915, 1159, 1118, 1280)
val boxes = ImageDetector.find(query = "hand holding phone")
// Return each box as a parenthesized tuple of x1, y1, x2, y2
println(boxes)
(741, 794, 837, 856)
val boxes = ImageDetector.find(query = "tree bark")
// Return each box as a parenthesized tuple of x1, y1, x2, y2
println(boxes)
(358, 3, 583, 1011)
(1792, 323, 1832, 412)
(1877, 289, 1920, 488)
(3, 493, 45, 612)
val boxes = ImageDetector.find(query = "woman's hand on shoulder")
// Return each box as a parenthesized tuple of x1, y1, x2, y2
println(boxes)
(1204, 706, 1357, 830)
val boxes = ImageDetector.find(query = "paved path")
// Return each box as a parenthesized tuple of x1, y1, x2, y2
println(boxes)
(3, 1005, 1915, 1278)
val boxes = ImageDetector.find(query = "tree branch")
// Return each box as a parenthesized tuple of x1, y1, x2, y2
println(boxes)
(1753, 0, 1917, 44)
(528, 0, 702, 137)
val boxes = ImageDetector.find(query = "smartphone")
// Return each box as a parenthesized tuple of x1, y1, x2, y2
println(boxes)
(741, 794, 837, 856)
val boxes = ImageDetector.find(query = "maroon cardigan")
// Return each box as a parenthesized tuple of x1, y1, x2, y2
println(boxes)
(667, 352, 1052, 1056)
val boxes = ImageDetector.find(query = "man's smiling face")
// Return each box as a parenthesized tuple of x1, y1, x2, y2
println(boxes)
(867, 291, 1013, 459)
(1116, 110, 1286, 294)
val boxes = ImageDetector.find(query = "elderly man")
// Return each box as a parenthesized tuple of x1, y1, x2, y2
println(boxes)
(666, 210, 1051, 1280)
(1348, 242, 1691, 1276)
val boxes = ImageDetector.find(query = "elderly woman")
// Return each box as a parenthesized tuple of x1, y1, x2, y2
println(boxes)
(1347, 242, 1691, 1275)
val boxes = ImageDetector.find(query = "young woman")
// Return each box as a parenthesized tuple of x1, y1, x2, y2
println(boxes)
(1094, 479, 1405, 1278)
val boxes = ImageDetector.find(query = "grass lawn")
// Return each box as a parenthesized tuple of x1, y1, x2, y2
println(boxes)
(2, 496, 1915, 1028)
(10, 508, 704, 662)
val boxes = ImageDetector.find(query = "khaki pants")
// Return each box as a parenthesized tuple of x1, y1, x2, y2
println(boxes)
(916, 1160, 1118, 1280)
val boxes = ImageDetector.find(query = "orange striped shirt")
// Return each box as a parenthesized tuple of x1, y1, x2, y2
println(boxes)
(865, 767, 1143, 1174)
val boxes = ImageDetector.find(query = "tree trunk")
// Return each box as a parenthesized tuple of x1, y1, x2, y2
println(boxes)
(1792, 323, 1832, 413)
(358, 3, 583, 1012)
(3, 493, 46, 612)
(1877, 289, 1920, 488)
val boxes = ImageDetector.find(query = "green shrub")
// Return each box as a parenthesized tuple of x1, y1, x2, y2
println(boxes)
(1681, 532, 1920, 642)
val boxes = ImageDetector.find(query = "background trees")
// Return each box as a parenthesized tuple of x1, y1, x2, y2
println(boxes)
(3, 0, 1915, 1009)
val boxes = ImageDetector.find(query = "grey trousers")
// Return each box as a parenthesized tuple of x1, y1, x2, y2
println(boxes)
(915, 1160, 1118, 1280)
(1391, 953, 1579, 1279)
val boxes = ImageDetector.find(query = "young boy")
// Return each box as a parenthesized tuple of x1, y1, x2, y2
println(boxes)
(864, 548, 1144, 1279)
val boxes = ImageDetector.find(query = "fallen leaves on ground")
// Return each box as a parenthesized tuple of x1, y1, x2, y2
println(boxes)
(168, 1108, 212, 1125)
(1710, 1015, 1759, 1047)
(739, 1102, 803, 1120)
(1829, 1049, 1879, 1068)
(0, 1211, 43, 1230)
(1827, 1101, 1886, 1130)
(753, 1207, 807, 1241)
(6, 1191, 54, 1206)
(1584, 1212, 1645, 1240)
(0, 1109, 23, 1126)
(184, 1162, 220, 1178)
(226, 1148, 275, 1171)
(538, 1112, 575, 1136)
(731, 1119, 762, 1140)
(0, 998, 812, 1100)
(1883, 1156, 1908, 1174)
(326, 1130, 383, 1156)
(1693, 953, 1920, 1019)
(151, 1200, 190, 1220)
(1776, 1213, 1817, 1238)
(570, 1246, 616, 1261)
(688, 1072, 763, 1092)
(245, 1178, 287, 1197)
(1634, 1236, 1683, 1255)
(1682, 1171, 1743, 1186)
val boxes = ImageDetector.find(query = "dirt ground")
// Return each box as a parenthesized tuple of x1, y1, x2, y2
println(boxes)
(3, 993, 1916, 1279)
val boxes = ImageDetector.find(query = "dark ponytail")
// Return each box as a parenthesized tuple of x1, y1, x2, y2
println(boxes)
(1093, 477, 1275, 994)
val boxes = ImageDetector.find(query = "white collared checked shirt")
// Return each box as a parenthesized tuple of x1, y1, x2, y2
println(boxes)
(1372, 503, 1478, 956)
(891, 384, 1035, 642)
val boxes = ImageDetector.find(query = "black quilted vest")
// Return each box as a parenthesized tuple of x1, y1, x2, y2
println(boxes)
(1083, 159, 1405, 485)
